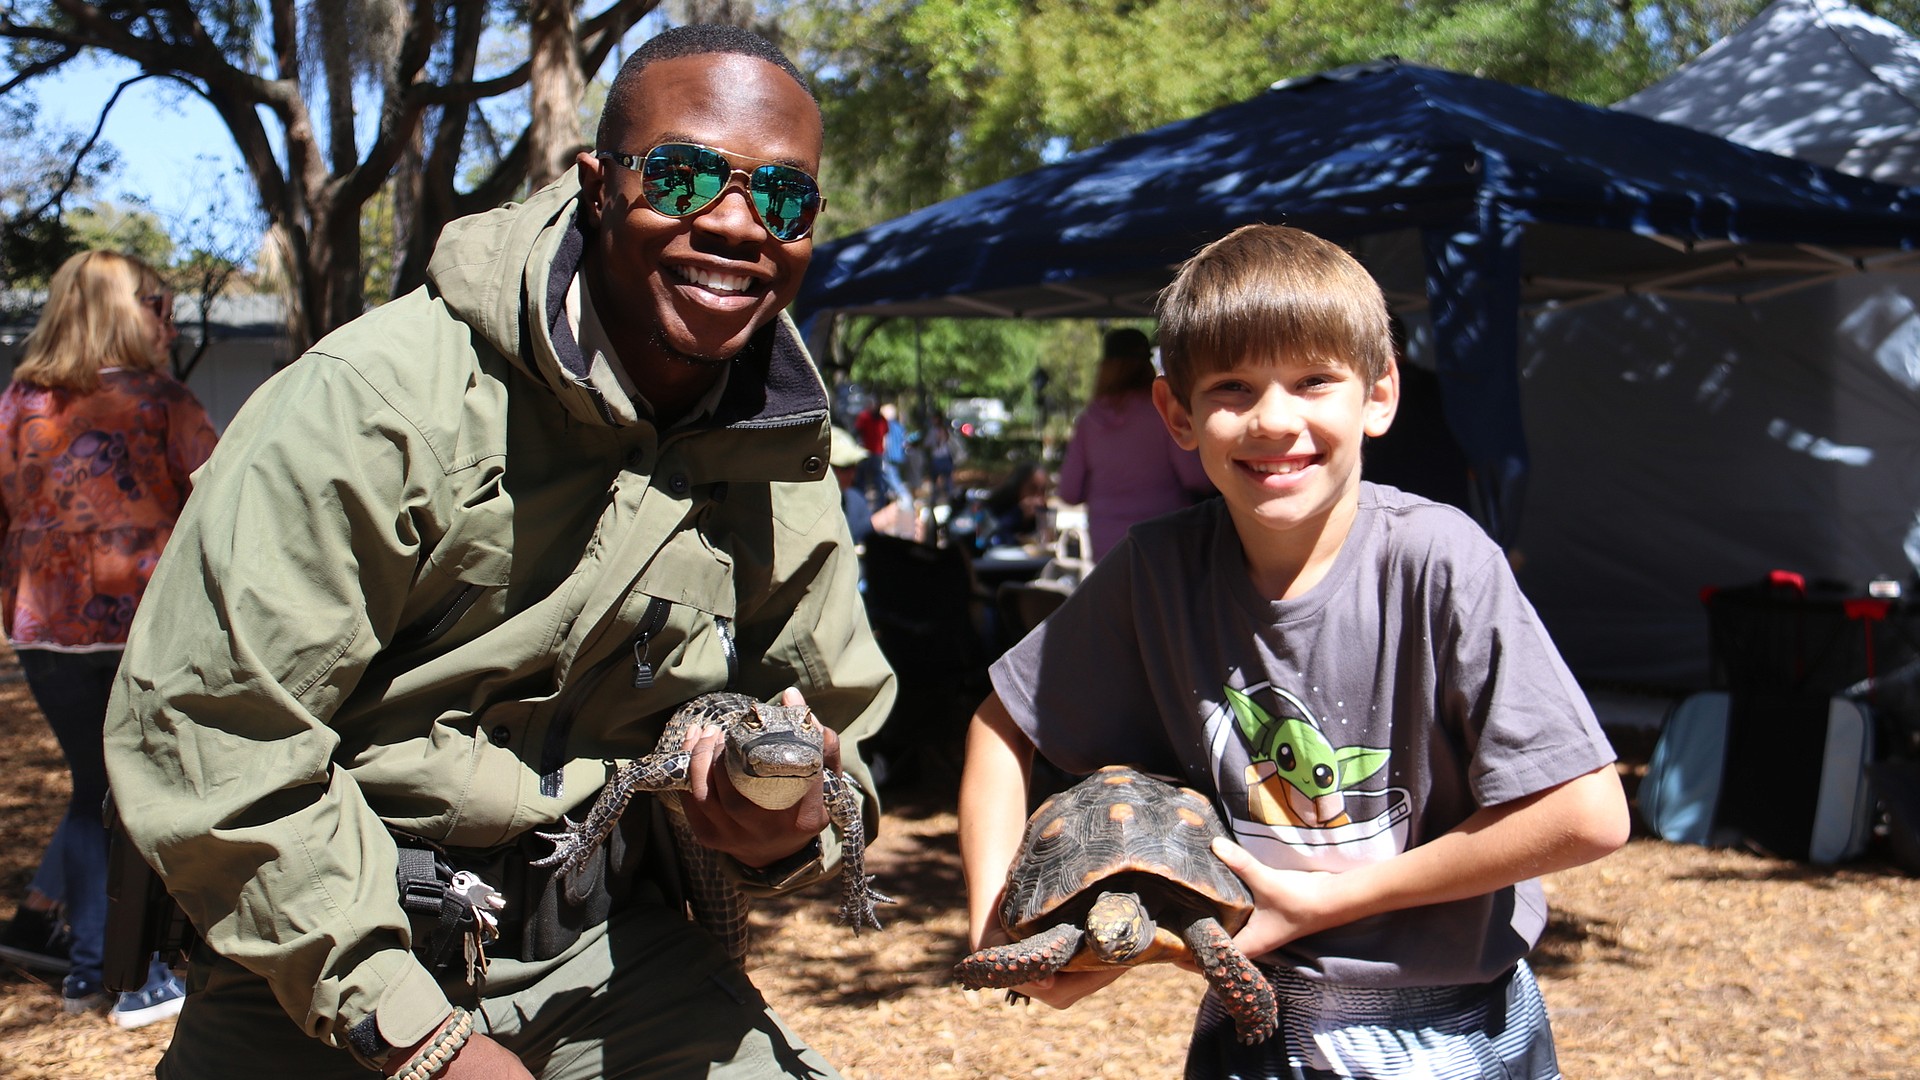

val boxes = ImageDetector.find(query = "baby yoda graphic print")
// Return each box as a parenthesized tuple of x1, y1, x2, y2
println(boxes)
(1208, 683, 1411, 871)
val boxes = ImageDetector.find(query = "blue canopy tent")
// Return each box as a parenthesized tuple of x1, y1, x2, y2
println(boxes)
(799, 59, 1920, 555)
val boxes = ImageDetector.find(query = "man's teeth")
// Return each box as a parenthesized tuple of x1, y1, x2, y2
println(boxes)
(679, 266, 752, 293)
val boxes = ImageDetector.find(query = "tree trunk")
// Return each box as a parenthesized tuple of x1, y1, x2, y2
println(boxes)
(529, 0, 585, 189)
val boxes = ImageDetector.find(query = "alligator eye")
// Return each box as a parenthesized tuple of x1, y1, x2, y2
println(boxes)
(1276, 743, 1297, 772)
(1313, 763, 1335, 790)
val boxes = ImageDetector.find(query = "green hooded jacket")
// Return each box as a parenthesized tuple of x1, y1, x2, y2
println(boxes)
(103, 174, 895, 1055)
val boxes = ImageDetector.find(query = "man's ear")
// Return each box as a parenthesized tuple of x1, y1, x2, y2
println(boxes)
(576, 150, 607, 229)
(1152, 377, 1198, 450)
(1364, 356, 1400, 438)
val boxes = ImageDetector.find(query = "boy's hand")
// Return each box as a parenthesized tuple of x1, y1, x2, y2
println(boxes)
(1210, 836, 1339, 958)
(968, 914, 1129, 1009)
(1001, 966, 1130, 1009)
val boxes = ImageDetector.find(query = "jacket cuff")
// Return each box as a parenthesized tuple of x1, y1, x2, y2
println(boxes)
(728, 822, 843, 897)
(338, 952, 452, 1071)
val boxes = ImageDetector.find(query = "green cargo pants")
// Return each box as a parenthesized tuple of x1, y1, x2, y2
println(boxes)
(157, 901, 843, 1079)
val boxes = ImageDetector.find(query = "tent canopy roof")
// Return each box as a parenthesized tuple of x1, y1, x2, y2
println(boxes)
(1616, 0, 1920, 185)
(799, 59, 1920, 321)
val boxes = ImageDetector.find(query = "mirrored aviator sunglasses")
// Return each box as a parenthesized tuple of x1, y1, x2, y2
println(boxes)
(605, 142, 822, 243)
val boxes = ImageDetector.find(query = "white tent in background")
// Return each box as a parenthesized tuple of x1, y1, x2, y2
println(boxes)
(1616, 0, 1920, 184)
(1506, 0, 1920, 688)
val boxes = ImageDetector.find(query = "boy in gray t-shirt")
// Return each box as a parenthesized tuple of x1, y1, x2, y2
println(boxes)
(959, 225, 1629, 1080)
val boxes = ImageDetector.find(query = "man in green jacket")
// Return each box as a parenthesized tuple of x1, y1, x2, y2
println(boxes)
(103, 24, 893, 1080)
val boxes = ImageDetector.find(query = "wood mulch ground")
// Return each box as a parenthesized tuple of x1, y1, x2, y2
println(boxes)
(2, 647, 1916, 1078)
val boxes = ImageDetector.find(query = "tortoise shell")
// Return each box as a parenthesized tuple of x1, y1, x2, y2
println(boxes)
(1000, 765, 1251, 940)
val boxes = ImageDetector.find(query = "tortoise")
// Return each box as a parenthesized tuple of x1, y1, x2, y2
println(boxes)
(954, 765, 1277, 1044)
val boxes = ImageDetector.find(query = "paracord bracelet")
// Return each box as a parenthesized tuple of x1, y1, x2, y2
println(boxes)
(394, 1006, 474, 1080)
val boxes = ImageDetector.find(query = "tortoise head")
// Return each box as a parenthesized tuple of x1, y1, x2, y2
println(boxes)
(1085, 891, 1154, 964)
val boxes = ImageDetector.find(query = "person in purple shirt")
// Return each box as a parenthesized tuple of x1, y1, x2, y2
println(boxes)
(1057, 328, 1215, 561)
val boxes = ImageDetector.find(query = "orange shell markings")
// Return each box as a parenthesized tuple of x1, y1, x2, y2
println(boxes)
(1107, 803, 1137, 824)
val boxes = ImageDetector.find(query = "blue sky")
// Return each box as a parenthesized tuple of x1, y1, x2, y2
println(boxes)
(30, 18, 669, 264)
(37, 55, 249, 219)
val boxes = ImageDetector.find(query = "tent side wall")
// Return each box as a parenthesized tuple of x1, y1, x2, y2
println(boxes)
(1515, 274, 1920, 687)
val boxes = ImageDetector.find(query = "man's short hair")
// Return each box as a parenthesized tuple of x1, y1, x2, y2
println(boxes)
(1155, 224, 1392, 402)
(596, 24, 816, 149)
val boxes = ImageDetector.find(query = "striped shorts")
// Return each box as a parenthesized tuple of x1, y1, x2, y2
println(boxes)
(1183, 960, 1560, 1080)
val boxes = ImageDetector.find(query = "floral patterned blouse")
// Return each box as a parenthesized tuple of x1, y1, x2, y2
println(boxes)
(0, 368, 219, 650)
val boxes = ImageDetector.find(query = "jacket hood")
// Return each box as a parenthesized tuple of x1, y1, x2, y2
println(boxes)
(424, 173, 832, 478)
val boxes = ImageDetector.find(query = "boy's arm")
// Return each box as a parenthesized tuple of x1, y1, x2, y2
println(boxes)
(958, 693, 1128, 1008)
(1216, 764, 1630, 958)
(958, 693, 1036, 951)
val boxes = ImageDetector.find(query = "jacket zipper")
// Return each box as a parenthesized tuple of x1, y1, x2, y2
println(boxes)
(539, 595, 672, 797)
(629, 598, 673, 689)
(397, 583, 483, 649)
(715, 616, 737, 689)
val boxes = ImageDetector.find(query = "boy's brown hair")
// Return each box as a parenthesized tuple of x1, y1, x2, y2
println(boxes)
(1155, 224, 1392, 402)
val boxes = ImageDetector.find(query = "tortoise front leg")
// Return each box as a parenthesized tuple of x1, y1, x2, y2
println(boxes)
(953, 923, 1084, 989)
(1183, 917, 1277, 1044)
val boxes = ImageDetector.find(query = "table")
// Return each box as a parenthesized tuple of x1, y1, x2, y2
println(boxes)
(972, 546, 1055, 588)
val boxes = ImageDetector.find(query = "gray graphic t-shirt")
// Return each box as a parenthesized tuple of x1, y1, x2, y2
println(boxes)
(989, 484, 1615, 987)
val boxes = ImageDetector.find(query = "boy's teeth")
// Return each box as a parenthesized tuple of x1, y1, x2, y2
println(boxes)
(680, 267, 751, 293)
(1250, 461, 1300, 475)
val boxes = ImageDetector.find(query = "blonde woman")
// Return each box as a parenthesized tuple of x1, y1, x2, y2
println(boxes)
(0, 250, 216, 1027)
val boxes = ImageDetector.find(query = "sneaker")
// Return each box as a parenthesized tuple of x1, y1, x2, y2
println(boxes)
(110, 963, 186, 1029)
(0, 905, 73, 975)
(62, 971, 110, 1014)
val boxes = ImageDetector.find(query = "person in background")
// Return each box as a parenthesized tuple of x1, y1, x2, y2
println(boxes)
(924, 412, 955, 507)
(0, 250, 217, 1029)
(879, 400, 912, 503)
(960, 224, 1627, 1079)
(977, 461, 1051, 551)
(832, 426, 919, 548)
(1057, 327, 1213, 561)
(831, 425, 876, 545)
(853, 397, 889, 500)
(103, 24, 892, 1080)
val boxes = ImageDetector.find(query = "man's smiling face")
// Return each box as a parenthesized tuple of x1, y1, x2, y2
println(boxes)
(578, 51, 821, 399)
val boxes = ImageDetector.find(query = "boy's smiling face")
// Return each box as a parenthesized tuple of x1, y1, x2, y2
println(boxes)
(1154, 353, 1397, 591)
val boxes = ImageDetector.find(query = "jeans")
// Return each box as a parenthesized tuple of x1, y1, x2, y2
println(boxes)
(17, 647, 122, 986)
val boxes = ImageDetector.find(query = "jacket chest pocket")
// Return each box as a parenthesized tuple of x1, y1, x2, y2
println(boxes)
(396, 501, 518, 650)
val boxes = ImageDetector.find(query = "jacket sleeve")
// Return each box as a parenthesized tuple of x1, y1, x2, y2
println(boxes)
(727, 476, 897, 897)
(105, 354, 455, 1055)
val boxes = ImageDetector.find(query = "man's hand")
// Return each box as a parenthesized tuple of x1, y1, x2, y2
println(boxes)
(677, 687, 833, 870)
(385, 1028, 531, 1079)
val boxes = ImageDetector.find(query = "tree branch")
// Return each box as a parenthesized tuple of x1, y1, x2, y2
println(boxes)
(581, 0, 659, 54)
(22, 74, 151, 221)
(336, 0, 438, 210)
(0, 41, 78, 96)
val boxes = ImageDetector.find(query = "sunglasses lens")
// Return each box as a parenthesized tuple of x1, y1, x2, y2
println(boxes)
(749, 166, 820, 242)
(641, 144, 730, 218)
(635, 143, 820, 241)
